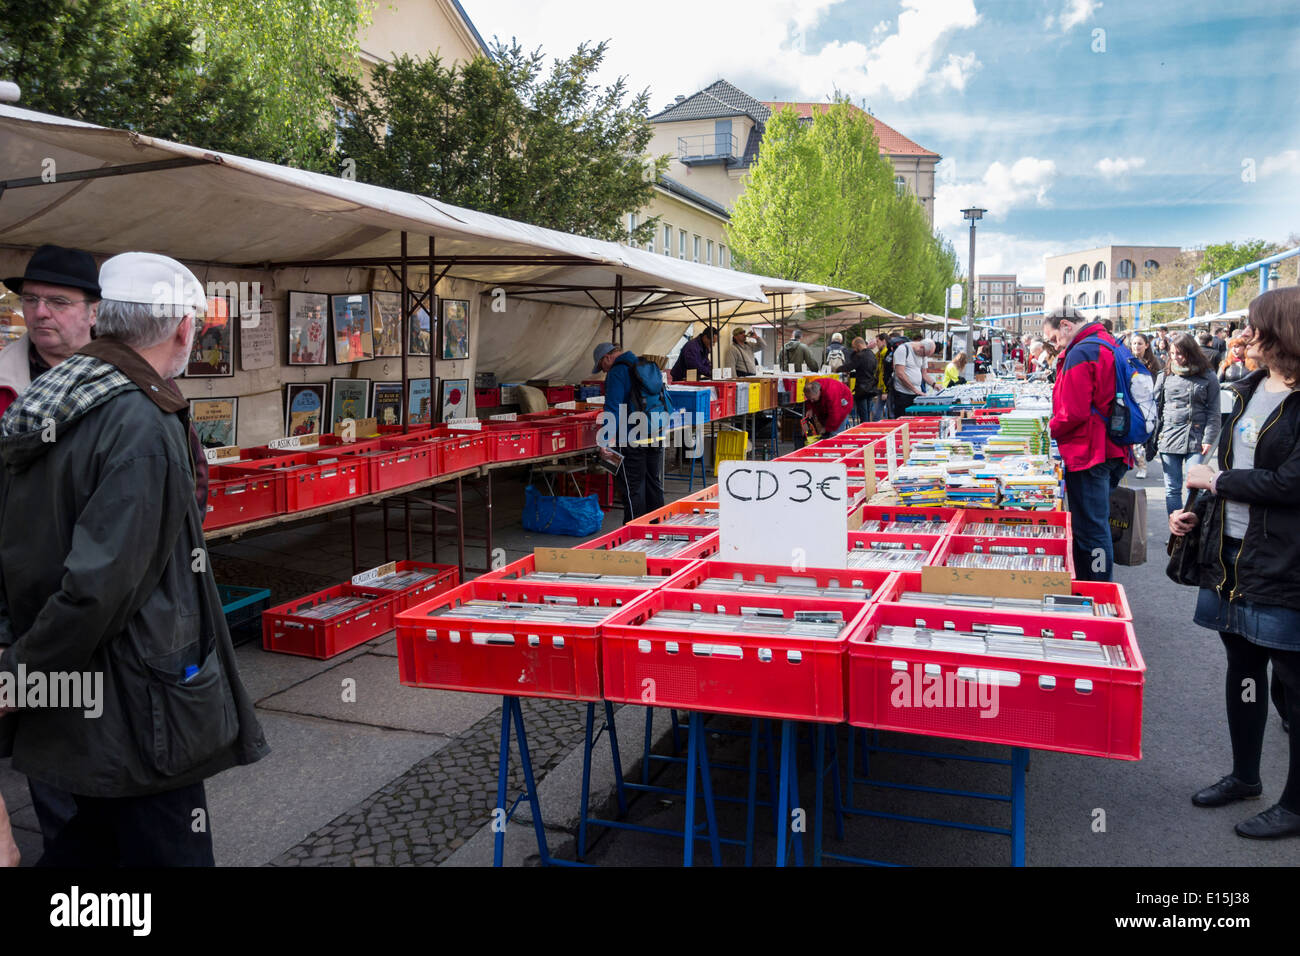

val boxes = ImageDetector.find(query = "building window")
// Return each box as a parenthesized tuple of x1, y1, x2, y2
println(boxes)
(1144, 259, 1160, 272)
(1116, 288, 1127, 304)
(895, 175, 906, 196)
(707, 239, 714, 265)
(679, 230, 687, 259)
(1062, 295, 1071, 308)
(693, 235, 700, 263)
(628, 212, 637, 241)
(663, 224, 672, 255)
(1094, 261, 1106, 279)
(1078, 264, 1090, 282)
(1063, 267, 1074, 284)
(1094, 291, 1105, 305)
(1118, 259, 1136, 279)
(720, 244, 728, 268)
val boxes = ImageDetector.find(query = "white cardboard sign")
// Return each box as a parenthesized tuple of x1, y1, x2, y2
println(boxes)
(718, 460, 848, 568)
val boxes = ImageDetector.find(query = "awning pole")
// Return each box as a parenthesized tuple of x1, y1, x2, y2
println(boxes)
(428, 235, 437, 425)
(400, 231, 409, 433)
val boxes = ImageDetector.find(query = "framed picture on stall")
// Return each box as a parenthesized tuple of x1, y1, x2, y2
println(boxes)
(440, 298, 470, 360)
(372, 381, 403, 427)
(184, 294, 235, 377)
(407, 377, 435, 425)
(330, 293, 375, 364)
(370, 291, 404, 358)
(407, 303, 433, 356)
(189, 397, 238, 448)
(287, 291, 329, 366)
(284, 383, 327, 438)
(440, 377, 469, 421)
(329, 377, 371, 430)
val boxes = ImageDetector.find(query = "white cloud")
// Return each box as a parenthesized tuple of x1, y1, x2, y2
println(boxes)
(934, 156, 1058, 231)
(1260, 150, 1300, 177)
(1057, 0, 1101, 32)
(467, 1, 980, 105)
(1095, 156, 1146, 178)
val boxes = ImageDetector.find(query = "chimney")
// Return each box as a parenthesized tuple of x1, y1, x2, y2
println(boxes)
(675, 95, 685, 103)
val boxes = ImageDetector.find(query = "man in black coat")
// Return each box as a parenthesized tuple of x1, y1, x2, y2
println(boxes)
(845, 336, 878, 423)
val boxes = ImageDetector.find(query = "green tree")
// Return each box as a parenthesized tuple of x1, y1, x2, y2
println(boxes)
(1202, 239, 1276, 291)
(331, 40, 667, 243)
(728, 100, 957, 317)
(0, 0, 270, 157)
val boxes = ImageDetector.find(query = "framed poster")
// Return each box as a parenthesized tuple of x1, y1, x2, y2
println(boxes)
(440, 298, 470, 360)
(189, 397, 238, 448)
(185, 295, 235, 377)
(441, 378, 469, 421)
(239, 299, 276, 371)
(285, 383, 327, 438)
(329, 377, 371, 429)
(330, 293, 375, 365)
(407, 378, 435, 425)
(370, 291, 404, 358)
(372, 381, 403, 426)
(287, 291, 329, 366)
(407, 303, 433, 356)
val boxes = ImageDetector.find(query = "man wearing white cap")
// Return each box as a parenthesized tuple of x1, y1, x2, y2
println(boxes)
(0, 252, 267, 866)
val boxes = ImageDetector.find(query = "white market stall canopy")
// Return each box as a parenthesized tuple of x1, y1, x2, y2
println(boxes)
(0, 105, 878, 381)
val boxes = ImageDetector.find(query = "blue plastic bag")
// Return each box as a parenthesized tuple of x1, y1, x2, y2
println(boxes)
(522, 485, 604, 537)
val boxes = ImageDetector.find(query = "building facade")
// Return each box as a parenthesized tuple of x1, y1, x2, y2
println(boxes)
(358, 0, 489, 70)
(1044, 245, 1181, 323)
(977, 274, 1018, 317)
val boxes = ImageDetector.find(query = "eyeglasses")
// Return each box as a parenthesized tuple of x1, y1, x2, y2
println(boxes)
(20, 293, 92, 312)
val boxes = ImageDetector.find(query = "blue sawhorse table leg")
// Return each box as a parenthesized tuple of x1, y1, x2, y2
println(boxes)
(774, 720, 805, 867)
(683, 711, 723, 867)
(577, 701, 629, 861)
(494, 695, 572, 868)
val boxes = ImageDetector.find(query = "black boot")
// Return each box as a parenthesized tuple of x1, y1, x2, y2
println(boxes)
(1192, 775, 1263, 807)
(1235, 804, 1300, 839)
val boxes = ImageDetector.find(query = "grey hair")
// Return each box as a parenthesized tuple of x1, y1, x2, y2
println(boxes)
(805, 380, 822, 396)
(95, 299, 190, 348)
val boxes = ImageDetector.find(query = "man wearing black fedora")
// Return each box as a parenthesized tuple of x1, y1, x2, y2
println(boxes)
(0, 245, 101, 417)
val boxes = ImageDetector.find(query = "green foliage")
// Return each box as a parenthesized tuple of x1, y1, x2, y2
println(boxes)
(331, 40, 667, 243)
(0, 0, 363, 167)
(727, 100, 957, 320)
(1201, 239, 1277, 291)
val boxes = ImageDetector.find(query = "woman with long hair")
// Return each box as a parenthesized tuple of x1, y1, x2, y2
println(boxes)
(1173, 287, 1300, 839)
(1219, 335, 1257, 384)
(940, 351, 968, 388)
(1130, 333, 1164, 478)
(1156, 332, 1221, 515)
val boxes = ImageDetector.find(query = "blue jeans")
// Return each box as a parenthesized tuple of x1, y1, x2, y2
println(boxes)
(869, 395, 886, 421)
(854, 396, 872, 425)
(1161, 452, 1202, 517)
(1063, 458, 1128, 582)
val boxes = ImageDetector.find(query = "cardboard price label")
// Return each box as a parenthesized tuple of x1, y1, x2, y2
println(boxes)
(490, 412, 518, 421)
(447, 418, 483, 431)
(717, 460, 848, 568)
(352, 561, 398, 586)
(533, 547, 648, 577)
(334, 416, 378, 439)
(269, 434, 320, 451)
(203, 445, 241, 465)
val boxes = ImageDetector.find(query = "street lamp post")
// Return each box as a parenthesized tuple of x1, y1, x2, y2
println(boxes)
(961, 208, 985, 333)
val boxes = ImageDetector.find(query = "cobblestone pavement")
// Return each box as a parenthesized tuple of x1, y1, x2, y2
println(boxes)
(272, 696, 590, 866)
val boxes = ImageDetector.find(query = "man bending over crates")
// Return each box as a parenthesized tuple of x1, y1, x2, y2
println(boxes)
(593, 342, 673, 524)
(0, 252, 267, 866)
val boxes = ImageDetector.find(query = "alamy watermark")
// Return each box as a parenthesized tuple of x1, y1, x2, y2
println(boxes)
(889, 663, 1000, 719)
(0, 664, 103, 719)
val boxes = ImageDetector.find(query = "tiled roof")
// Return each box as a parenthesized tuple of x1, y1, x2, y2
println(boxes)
(763, 101, 940, 159)
(650, 80, 773, 124)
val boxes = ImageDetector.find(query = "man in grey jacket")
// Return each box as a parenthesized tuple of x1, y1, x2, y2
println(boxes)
(0, 252, 267, 866)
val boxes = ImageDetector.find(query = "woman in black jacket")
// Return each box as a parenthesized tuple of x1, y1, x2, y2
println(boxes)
(1155, 333, 1220, 515)
(1171, 287, 1300, 839)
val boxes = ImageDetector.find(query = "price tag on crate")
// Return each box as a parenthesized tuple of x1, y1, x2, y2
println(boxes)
(534, 547, 647, 576)
(490, 412, 518, 421)
(269, 434, 320, 451)
(334, 416, 377, 440)
(556, 401, 578, 410)
(446, 418, 483, 430)
(885, 431, 897, 480)
(204, 445, 241, 465)
(718, 460, 848, 567)
(352, 561, 398, 586)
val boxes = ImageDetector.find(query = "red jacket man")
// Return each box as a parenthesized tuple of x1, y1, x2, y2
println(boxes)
(805, 376, 853, 436)
(1048, 316, 1133, 472)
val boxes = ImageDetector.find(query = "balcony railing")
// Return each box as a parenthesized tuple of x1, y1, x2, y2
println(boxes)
(677, 133, 740, 164)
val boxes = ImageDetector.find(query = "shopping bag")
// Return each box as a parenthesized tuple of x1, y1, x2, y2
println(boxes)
(1109, 483, 1147, 566)
(1165, 489, 1208, 587)
(522, 485, 604, 537)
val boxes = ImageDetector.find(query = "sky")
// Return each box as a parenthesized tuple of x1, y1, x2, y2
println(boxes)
(465, 0, 1300, 287)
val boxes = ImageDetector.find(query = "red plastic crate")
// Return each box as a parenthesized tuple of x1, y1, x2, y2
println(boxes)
(570, 411, 601, 448)
(601, 588, 869, 722)
(475, 386, 501, 407)
(536, 385, 574, 404)
(680, 484, 719, 502)
(852, 505, 960, 533)
(950, 508, 1072, 540)
(875, 572, 1133, 621)
(395, 579, 645, 701)
(559, 471, 614, 507)
(380, 561, 460, 612)
(483, 422, 540, 461)
(700, 381, 736, 419)
(204, 465, 286, 529)
(377, 424, 433, 437)
(478, 553, 693, 586)
(628, 499, 718, 529)
(308, 444, 433, 492)
(660, 559, 894, 602)
(926, 534, 1075, 578)
(534, 420, 579, 456)
(434, 427, 490, 473)
(579, 525, 719, 560)
(262, 584, 396, 659)
(848, 602, 1145, 759)
(225, 453, 369, 511)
